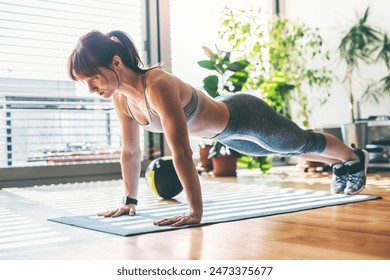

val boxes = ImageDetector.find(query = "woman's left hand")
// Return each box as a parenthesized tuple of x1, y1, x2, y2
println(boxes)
(154, 212, 202, 227)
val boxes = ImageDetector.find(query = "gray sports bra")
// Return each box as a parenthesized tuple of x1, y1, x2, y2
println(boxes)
(126, 72, 205, 133)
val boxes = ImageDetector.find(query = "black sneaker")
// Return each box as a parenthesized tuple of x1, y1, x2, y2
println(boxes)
(344, 144, 369, 195)
(330, 163, 347, 194)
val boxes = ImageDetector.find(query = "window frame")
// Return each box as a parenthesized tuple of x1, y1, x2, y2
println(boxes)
(0, 0, 168, 188)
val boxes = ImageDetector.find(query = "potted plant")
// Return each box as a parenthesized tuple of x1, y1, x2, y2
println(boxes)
(197, 46, 248, 176)
(197, 139, 213, 174)
(208, 141, 241, 177)
(338, 7, 390, 148)
(215, 5, 333, 172)
(219, 6, 333, 128)
(198, 5, 334, 174)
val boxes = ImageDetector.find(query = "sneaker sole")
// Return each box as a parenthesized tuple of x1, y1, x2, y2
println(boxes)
(331, 187, 345, 194)
(345, 149, 369, 195)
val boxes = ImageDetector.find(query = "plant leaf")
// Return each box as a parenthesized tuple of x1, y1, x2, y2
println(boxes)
(227, 71, 249, 92)
(380, 75, 390, 92)
(197, 60, 216, 70)
(201, 46, 214, 58)
(207, 141, 223, 159)
(377, 34, 390, 69)
(202, 75, 219, 98)
(227, 60, 250, 71)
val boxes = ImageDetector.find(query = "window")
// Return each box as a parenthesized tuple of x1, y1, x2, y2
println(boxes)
(0, 0, 145, 168)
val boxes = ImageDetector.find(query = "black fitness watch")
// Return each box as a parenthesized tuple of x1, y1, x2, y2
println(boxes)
(122, 196, 138, 206)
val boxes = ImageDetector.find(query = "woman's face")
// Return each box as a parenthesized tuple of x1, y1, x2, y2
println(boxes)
(83, 67, 119, 99)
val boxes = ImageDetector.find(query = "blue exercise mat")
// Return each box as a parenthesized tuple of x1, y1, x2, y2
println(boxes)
(49, 189, 380, 236)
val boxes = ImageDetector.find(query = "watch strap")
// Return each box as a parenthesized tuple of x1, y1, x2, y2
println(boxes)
(122, 196, 138, 205)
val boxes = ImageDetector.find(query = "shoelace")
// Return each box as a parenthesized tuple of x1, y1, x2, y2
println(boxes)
(347, 174, 361, 184)
(335, 176, 345, 183)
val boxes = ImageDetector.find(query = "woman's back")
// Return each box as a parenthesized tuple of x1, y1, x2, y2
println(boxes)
(114, 68, 230, 138)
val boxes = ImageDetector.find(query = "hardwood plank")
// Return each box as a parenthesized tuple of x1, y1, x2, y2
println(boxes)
(0, 167, 389, 260)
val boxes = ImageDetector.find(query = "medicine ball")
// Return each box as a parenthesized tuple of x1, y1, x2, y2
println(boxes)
(145, 156, 183, 199)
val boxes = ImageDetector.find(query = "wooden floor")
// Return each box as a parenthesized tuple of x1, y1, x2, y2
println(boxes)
(0, 166, 389, 260)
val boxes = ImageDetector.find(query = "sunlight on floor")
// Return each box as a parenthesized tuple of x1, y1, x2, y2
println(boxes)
(0, 207, 71, 252)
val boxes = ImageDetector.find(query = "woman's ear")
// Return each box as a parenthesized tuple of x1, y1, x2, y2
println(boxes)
(112, 55, 122, 69)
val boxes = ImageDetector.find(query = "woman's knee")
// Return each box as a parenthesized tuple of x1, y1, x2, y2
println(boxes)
(300, 131, 326, 154)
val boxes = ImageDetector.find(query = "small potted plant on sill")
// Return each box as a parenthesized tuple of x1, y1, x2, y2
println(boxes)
(338, 7, 390, 148)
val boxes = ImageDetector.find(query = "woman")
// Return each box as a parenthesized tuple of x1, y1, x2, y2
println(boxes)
(68, 30, 369, 227)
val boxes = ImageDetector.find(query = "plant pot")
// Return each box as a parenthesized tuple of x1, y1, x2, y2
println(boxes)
(211, 154, 237, 177)
(341, 122, 368, 149)
(199, 144, 213, 171)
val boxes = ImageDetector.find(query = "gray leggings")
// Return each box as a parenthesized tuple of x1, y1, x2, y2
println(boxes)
(212, 94, 326, 157)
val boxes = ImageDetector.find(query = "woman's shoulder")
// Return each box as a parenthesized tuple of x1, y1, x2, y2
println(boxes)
(112, 91, 131, 116)
(146, 68, 179, 91)
(146, 67, 171, 80)
(112, 91, 126, 103)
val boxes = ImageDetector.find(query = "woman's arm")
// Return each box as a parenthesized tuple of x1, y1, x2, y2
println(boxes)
(147, 73, 203, 226)
(98, 93, 141, 217)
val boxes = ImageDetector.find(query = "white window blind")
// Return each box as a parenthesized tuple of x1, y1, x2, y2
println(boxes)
(0, 0, 143, 80)
(0, 0, 145, 167)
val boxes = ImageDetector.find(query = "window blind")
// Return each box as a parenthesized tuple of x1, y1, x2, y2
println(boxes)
(0, 0, 145, 167)
(0, 0, 143, 80)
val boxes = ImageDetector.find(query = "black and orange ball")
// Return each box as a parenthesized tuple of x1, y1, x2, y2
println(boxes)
(145, 156, 183, 199)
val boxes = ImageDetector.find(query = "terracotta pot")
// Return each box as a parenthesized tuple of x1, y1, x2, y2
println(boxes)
(199, 145, 213, 171)
(211, 154, 237, 177)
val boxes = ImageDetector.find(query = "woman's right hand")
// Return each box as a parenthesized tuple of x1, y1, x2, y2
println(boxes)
(97, 204, 136, 217)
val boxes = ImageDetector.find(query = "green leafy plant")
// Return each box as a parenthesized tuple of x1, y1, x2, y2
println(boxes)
(338, 7, 390, 123)
(207, 141, 240, 159)
(198, 46, 249, 97)
(238, 154, 272, 173)
(219, 6, 333, 128)
(198, 5, 333, 173)
(198, 46, 248, 160)
(199, 5, 333, 173)
(198, 47, 272, 173)
(198, 46, 274, 173)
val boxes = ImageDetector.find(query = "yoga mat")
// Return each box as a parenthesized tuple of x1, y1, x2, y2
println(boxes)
(49, 189, 380, 236)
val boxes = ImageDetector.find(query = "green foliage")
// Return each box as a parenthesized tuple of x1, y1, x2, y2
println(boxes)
(219, 6, 333, 128)
(207, 141, 240, 159)
(198, 5, 333, 173)
(197, 46, 247, 161)
(197, 46, 250, 97)
(338, 7, 390, 122)
(339, 8, 381, 66)
(237, 154, 272, 173)
(381, 75, 390, 92)
(202, 75, 219, 98)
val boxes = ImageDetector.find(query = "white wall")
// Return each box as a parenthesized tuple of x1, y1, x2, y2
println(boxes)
(170, 0, 269, 88)
(284, 0, 390, 128)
